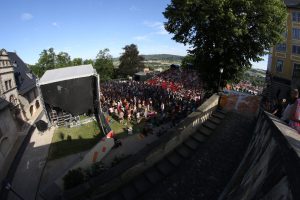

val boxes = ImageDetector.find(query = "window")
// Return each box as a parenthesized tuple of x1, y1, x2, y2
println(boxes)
(276, 60, 283, 72)
(293, 28, 300, 39)
(276, 43, 286, 52)
(293, 12, 300, 22)
(292, 45, 300, 54)
(293, 63, 300, 78)
(5, 81, 8, 90)
(8, 80, 12, 89)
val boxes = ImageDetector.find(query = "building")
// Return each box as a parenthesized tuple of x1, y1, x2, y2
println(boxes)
(0, 49, 24, 178)
(268, 0, 300, 99)
(0, 49, 41, 181)
(8, 51, 41, 121)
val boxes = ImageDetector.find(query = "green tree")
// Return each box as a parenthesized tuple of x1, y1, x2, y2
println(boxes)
(38, 48, 56, 70)
(118, 44, 144, 77)
(56, 52, 71, 68)
(31, 48, 57, 77)
(83, 59, 94, 65)
(181, 54, 195, 68)
(94, 48, 114, 81)
(72, 58, 83, 66)
(29, 64, 44, 78)
(164, 0, 287, 91)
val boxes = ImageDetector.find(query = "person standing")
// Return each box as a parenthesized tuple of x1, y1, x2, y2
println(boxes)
(289, 89, 300, 134)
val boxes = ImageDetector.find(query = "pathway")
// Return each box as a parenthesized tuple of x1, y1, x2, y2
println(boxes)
(7, 114, 55, 200)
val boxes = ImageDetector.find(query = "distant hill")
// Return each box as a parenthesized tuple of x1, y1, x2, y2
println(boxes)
(141, 54, 184, 62)
(113, 54, 184, 62)
(242, 68, 266, 87)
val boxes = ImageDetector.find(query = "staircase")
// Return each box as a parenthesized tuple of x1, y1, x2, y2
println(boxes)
(95, 109, 227, 200)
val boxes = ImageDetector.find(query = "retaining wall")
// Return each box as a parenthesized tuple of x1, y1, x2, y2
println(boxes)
(218, 109, 300, 200)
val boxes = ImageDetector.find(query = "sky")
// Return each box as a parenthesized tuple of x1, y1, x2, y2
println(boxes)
(0, 0, 267, 69)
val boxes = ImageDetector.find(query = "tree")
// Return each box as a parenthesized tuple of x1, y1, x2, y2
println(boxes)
(119, 44, 144, 77)
(56, 52, 71, 68)
(83, 59, 94, 65)
(31, 48, 57, 77)
(181, 54, 195, 68)
(164, 0, 287, 91)
(38, 48, 56, 70)
(72, 58, 83, 66)
(94, 48, 114, 81)
(29, 64, 44, 78)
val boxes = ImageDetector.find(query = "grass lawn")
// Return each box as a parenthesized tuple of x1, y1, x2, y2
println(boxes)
(79, 115, 91, 121)
(48, 121, 103, 160)
(48, 117, 148, 160)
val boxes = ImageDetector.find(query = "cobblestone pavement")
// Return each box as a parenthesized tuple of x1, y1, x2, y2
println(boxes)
(143, 112, 255, 200)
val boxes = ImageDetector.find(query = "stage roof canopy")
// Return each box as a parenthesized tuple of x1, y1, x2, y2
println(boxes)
(39, 65, 95, 85)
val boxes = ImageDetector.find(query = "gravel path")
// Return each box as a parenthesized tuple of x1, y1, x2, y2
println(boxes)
(143, 112, 255, 200)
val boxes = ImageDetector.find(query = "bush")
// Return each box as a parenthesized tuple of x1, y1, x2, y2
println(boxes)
(63, 168, 85, 190)
(85, 162, 106, 178)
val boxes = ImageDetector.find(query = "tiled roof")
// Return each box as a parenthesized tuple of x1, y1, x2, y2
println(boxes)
(7, 52, 37, 95)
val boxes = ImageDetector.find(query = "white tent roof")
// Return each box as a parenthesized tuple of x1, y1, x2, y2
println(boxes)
(39, 65, 96, 85)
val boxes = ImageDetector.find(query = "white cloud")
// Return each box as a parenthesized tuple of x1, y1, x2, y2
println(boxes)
(51, 22, 59, 27)
(143, 21, 162, 28)
(21, 13, 33, 21)
(133, 35, 148, 41)
(143, 21, 169, 35)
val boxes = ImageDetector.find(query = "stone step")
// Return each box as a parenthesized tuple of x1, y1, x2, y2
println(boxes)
(184, 138, 200, 150)
(133, 175, 152, 194)
(121, 184, 138, 200)
(156, 159, 175, 176)
(216, 109, 227, 115)
(208, 117, 222, 124)
(203, 120, 217, 130)
(176, 145, 192, 158)
(197, 126, 213, 136)
(212, 112, 226, 119)
(166, 152, 183, 167)
(192, 132, 207, 142)
(145, 168, 164, 184)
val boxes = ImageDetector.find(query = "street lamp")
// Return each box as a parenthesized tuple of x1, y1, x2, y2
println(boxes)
(218, 68, 224, 92)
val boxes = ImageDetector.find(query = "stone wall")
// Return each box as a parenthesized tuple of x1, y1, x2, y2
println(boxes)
(62, 94, 220, 199)
(218, 109, 300, 200)
(0, 106, 19, 181)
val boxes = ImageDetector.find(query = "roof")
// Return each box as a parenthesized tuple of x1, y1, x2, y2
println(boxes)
(284, 0, 300, 8)
(39, 65, 96, 85)
(8, 52, 37, 95)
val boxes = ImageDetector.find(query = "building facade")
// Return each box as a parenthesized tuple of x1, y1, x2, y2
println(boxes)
(268, 0, 300, 99)
(0, 48, 41, 181)
(0, 49, 23, 178)
(8, 52, 41, 121)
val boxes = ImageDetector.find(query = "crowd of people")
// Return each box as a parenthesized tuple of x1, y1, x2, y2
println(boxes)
(230, 81, 263, 96)
(263, 89, 300, 134)
(100, 68, 204, 134)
